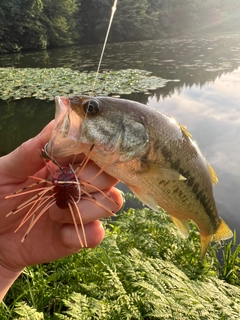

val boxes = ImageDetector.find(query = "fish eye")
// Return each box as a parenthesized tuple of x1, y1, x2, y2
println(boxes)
(83, 99, 100, 116)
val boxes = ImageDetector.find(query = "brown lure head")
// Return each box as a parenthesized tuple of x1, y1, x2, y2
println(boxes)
(52, 167, 80, 209)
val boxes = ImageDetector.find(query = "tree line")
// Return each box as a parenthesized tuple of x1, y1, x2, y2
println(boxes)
(0, 0, 240, 54)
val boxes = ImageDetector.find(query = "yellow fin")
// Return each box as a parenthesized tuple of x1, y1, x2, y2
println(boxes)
(171, 217, 189, 238)
(179, 123, 193, 139)
(148, 163, 186, 181)
(200, 235, 213, 261)
(179, 122, 218, 186)
(213, 218, 233, 241)
(207, 162, 218, 186)
(128, 186, 159, 211)
(200, 218, 233, 261)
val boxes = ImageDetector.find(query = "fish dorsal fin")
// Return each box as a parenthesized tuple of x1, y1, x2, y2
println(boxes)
(171, 217, 190, 238)
(207, 162, 218, 186)
(179, 123, 193, 139)
(128, 185, 159, 211)
(147, 163, 186, 181)
(179, 122, 218, 186)
(213, 218, 233, 241)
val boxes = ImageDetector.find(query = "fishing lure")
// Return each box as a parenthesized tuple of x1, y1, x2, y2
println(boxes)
(5, 143, 116, 246)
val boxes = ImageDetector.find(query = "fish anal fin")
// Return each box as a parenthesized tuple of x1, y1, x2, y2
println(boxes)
(128, 186, 159, 212)
(171, 217, 190, 238)
(147, 163, 186, 181)
(200, 235, 213, 261)
(213, 218, 233, 241)
(207, 162, 218, 186)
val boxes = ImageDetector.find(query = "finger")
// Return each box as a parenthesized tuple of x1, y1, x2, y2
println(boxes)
(49, 187, 123, 224)
(52, 159, 119, 190)
(53, 153, 86, 167)
(60, 220, 105, 251)
(0, 121, 55, 180)
(77, 160, 119, 191)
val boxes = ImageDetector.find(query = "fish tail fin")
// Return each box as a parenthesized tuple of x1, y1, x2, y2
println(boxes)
(213, 218, 233, 241)
(200, 218, 233, 261)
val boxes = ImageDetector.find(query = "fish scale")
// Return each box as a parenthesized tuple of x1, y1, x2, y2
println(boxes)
(47, 95, 233, 260)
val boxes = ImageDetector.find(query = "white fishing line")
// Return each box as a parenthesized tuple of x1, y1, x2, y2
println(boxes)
(91, 0, 118, 93)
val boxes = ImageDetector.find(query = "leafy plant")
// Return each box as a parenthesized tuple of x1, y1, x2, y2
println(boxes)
(1, 197, 240, 319)
(0, 68, 168, 101)
(14, 303, 44, 320)
(215, 231, 240, 285)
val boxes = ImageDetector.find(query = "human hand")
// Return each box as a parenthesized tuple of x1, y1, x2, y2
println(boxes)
(0, 121, 123, 300)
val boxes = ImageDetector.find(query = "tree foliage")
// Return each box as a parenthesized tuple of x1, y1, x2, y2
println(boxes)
(0, 0, 240, 53)
(40, 0, 77, 46)
(0, 0, 45, 52)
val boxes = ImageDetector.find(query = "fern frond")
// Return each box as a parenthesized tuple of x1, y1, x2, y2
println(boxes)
(2, 198, 240, 319)
(14, 302, 44, 320)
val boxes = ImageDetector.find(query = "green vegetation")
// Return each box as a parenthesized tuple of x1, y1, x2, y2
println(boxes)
(0, 0, 240, 53)
(0, 67, 169, 100)
(216, 231, 240, 285)
(1, 197, 240, 319)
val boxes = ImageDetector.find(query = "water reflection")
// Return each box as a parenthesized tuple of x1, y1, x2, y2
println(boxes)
(1, 35, 240, 78)
(0, 99, 54, 155)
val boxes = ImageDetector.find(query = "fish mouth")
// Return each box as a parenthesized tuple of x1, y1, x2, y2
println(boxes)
(46, 96, 83, 158)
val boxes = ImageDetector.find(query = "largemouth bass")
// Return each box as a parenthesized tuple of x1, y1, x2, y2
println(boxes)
(47, 95, 233, 260)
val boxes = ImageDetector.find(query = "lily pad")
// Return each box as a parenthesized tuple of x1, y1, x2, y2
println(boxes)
(0, 67, 169, 101)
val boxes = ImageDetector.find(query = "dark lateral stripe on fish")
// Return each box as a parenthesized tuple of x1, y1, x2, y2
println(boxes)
(185, 174, 216, 222)
(171, 159, 181, 171)
(192, 182, 200, 193)
(186, 176, 195, 187)
(161, 146, 173, 162)
(196, 191, 216, 221)
(161, 145, 217, 223)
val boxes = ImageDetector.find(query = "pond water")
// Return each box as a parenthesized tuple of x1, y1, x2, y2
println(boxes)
(1, 34, 240, 241)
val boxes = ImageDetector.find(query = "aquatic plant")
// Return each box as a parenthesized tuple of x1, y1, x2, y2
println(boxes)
(0, 68, 169, 101)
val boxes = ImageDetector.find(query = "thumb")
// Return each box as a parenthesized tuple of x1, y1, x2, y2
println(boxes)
(0, 121, 54, 180)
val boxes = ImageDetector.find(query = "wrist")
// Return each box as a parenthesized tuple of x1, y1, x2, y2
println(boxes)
(0, 264, 23, 302)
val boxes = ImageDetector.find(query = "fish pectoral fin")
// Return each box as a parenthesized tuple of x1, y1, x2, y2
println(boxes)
(171, 217, 190, 238)
(200, 235, 213, 261)
(213, 218, 233, 241)
(128, 186, 159, 211)
(148, 163, 186, 181)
